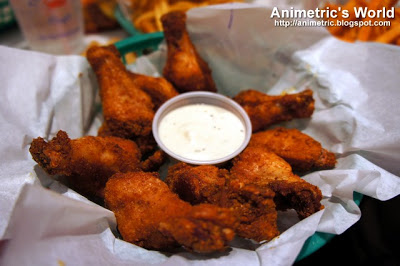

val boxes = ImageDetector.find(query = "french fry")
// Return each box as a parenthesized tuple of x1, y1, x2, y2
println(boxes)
(375, 22, 400, 43)
(324, 0, 400, 46)
(123, 0, 243, 33)
(341, 26, 360, 42)
(357, 19, 374, 41)
(358, 0, 398, 41)
(324, 0, 367, 38)
(324, 3, 345, 35)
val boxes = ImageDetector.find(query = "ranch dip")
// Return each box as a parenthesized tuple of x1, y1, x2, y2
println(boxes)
(158, 103, 246, 161)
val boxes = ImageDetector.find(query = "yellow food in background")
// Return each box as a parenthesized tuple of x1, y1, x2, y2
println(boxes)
(323, 0, 400, 45)
(82, 38, 137, 64)
(119, 0, 243, 33)
(82, 0, 120, 33)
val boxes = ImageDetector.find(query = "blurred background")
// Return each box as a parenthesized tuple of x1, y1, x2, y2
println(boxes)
(1, 0, 399, 54)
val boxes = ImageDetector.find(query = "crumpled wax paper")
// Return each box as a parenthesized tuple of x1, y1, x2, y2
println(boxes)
(1, 3, 400, 266)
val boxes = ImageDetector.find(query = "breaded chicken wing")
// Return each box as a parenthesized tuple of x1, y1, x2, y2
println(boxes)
(233, 89, 315, 132)
(165, 163, 279, 242)
(249, 127, 336, 172)
(29, 130, 141, 203)
(162, 11, 217, 93)
(104, 171, 237, 253)
(230, 147, 323, 219)
(87, 45, 154, 137)
(129, 72, 179, 110)
(140, 150, 167, 172)
(97, 122, 156, 154)
(165, 163, 228, 205)
(97, 122, 166, 172)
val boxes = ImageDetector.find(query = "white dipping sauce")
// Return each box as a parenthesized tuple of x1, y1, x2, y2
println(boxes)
(158, 103, 246, 161)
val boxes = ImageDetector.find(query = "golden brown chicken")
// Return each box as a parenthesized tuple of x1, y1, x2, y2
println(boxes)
(233, 89, 315, 132)
(230, 147, 323, 219)
(161, 11, 217, 93)
(165, 163, 279, 242)
(249, 127, 336, 173)
(97, 122, 155, 154)
(165, 163, 227, 205)
(82, 0, 119, 33)
(87, 45, 154, 137)
(130, 72, 179, 110)
(86, 45, 178, 138)
(104, 171, 238, 252)
(29, 130, 142, 204)
(97, 122, 166, 171)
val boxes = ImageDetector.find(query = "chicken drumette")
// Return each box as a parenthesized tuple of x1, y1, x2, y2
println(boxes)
(86, 45, 154, 138)
(86, 45, 178, 138)
(249, 127, 336, 173)
(161, 11, 217, 93)
(233, 89, 315, 132)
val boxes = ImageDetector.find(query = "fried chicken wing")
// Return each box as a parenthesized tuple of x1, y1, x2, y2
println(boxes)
(140, 150, 167, 172)
(87, 45, 154, 137)
(165, 163, 279, 242)
(130, 72, 179, 110)
(249, 127, 336, 172)
(230, 147, 323, 219)
(165, 163, 228, 205)
(233, 89, 315, 132)
(104, 171, 237, 253)
(162, 11, 217, 93)
(98, 122, 166, 171)
(29, 130, 141, 203)
(98, 122, 156, 154)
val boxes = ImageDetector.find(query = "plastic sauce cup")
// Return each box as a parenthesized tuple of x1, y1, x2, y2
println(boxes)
(152, 92, 252, 165)
(9, 0, 84, 55)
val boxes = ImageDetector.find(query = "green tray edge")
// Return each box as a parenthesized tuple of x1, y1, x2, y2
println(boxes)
(114, 32, 365, 262)
(115, 31, 164, 58)
(295, 191, 363, 262)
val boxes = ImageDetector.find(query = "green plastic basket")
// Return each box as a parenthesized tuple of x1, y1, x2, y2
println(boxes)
(114, 33, 364, 262)
(0, 0, 15, 31)
(115, 31, 164, 62)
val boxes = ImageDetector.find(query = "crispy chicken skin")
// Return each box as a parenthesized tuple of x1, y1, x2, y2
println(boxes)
(165, 163, 279, 242)
(165, 163, 228, 205)
(98, 122, 157, 154)
(233, 89, 315, 132)
(86, 45, 154, 137)
(129, 72, 179, 110)
(29, 130, 141, 203)
(161, 11, 217, 93)
(230, 147, 323, 219)
(97, 122, 166, 172)
(249, 127, 336, 172)
(87, 44, 173, 171)
(104, 172, 237, 253)
(140, 150, 167, 172)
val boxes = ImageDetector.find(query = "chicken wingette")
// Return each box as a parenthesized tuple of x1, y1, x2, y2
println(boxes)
(105, 171, 237, 252)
